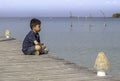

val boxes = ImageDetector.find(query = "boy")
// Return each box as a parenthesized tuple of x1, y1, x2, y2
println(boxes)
(22, 18, 48, 55)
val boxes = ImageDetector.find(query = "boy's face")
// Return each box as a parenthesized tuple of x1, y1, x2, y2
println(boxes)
(33, 24, 41, 33)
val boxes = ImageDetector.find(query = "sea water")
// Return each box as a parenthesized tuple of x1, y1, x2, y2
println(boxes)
(0, 17, 120, 75)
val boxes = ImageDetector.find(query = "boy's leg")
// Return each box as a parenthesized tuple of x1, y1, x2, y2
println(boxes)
(25, 44, 48, 55)
(35, 45, 42, 55)
(25, 46, 36, 55)
(25, 45, 42, 55)
(35, 45, 42, 51)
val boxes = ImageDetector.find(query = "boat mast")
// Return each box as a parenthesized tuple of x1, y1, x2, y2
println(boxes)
(100, 10, 107, 28)
(69, 11, 73, 28)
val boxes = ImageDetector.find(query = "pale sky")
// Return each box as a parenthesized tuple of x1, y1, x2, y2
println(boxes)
(0, 0, 120, 17)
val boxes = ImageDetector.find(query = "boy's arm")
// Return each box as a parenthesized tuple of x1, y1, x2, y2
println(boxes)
(34, 40, 40, 45)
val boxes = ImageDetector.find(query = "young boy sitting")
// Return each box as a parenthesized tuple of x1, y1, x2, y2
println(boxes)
(22, 18, 48, 55)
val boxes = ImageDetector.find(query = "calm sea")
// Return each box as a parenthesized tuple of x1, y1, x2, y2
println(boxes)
(0, 17, 120, 76)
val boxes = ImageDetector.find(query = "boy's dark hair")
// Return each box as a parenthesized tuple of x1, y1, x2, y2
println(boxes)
(30, 18, 41, 29)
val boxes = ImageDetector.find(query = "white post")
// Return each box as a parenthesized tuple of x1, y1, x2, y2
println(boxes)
(5, 30, 11, 38)
(94, 52, 109, 77)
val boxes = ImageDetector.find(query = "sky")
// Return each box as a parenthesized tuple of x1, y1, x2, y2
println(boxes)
(0, 0, 120, 17)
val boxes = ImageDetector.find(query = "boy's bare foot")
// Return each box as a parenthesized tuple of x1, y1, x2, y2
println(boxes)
(41, 43, 46, 50)
(35, 51, 40, 55)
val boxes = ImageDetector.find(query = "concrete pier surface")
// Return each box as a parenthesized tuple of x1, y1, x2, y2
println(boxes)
(0, 37, 119, 81)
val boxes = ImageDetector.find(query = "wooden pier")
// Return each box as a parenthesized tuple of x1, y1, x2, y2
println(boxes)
(0, 36, 119, 81)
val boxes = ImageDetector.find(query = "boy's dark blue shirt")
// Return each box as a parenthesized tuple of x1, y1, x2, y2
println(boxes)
(22, 30, 40, 54)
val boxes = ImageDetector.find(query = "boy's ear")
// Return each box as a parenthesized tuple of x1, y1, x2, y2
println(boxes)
(32, 26, 35, 29)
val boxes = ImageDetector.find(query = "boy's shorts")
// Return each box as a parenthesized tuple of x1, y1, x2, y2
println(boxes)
(25, 46, 36, 55)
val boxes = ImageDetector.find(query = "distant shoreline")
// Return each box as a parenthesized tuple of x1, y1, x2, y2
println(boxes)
(0, 17, 114, 18)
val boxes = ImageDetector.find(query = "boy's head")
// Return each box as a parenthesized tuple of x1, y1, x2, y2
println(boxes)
(30, 18, 41, 33)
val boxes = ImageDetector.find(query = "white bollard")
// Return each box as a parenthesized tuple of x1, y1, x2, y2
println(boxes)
(94, 52, 109, 77)
(5, 30, 11, 38)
